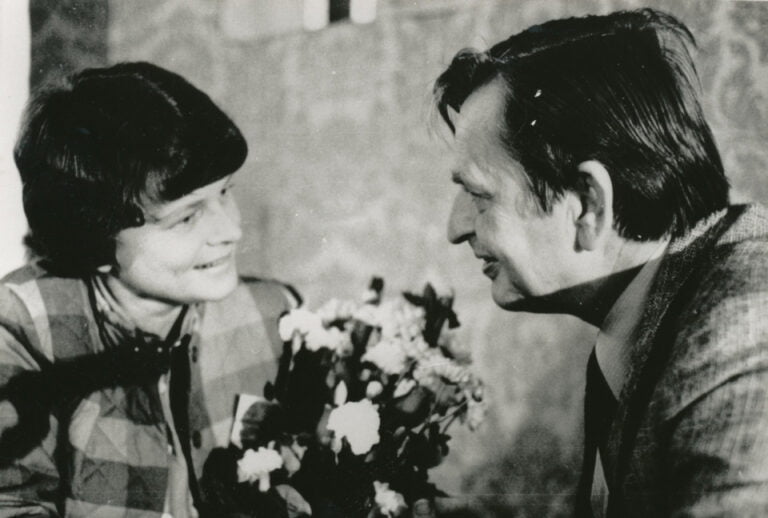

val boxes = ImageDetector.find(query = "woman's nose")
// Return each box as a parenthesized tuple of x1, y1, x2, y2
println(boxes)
(208, 197, 242, 245)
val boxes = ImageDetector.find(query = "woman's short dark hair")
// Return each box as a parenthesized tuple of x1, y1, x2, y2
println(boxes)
(14, 62, 248, 276)
(434, 8, 729, 241)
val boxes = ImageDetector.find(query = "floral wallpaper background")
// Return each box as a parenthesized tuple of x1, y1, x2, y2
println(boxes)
(28, 0, 768, 516)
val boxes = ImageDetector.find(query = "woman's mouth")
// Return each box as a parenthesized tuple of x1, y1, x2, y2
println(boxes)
(195, 254, 231, 270)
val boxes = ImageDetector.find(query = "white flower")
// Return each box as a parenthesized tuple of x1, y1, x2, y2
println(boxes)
(237, 447, 284, 492)
(362, 337, 409, 375)
(326, 400, 380, 455)
(373, 481, 406, 517)
(278, 313, 297, 342)
(465, 395, 488, 431)
(413, 349, 468, 389)
(378, 300, 425, 341)
(316, 298, 358, 324)
(280, 308, 352, 355)
(278, 308, 323, 341)
(361, 289, 380, 304)
(306, 325, 352, 355)
(352, 303, 380, 327)
(353, 299, 425, 343)
(437, 328, 470, 361)
(400, 335, 430, 360)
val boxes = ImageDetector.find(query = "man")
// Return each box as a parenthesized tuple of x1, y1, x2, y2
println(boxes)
(434, 8, 768, 517)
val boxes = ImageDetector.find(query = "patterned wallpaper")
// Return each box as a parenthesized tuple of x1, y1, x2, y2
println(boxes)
(29, 1, 768, 516)
(29, 0, 108, 88)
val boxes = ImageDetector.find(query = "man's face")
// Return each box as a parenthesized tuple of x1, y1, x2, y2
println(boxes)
(447, 80, 581, 311)
(112, 175, 242, 305)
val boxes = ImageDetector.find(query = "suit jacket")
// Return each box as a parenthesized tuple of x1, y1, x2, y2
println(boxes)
(599, 204, 768, 517)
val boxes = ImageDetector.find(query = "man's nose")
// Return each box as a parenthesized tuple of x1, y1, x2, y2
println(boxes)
(447, 192, 474, 244)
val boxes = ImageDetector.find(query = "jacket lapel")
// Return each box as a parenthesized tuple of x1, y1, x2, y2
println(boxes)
(602, 206, 741, 495)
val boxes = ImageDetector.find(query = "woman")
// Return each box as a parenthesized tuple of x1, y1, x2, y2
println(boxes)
(0, 62, 298, 517)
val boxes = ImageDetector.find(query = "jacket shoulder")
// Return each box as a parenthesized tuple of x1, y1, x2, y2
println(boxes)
(239, 276, 302, 318)
(656, 205, 768, 419)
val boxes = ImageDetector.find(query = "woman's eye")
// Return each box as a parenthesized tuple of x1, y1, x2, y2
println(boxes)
(221, 183, 236, 197)
(174, 209, 202, 227)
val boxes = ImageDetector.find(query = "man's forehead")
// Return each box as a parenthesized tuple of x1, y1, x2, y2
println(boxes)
(453, 83, 508, 153)
(450, 80, 513, 184)
(452, 79, 507, 139)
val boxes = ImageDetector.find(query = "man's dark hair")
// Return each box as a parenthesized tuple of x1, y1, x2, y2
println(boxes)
(434, 8, 729, 240)
(14, 61, 247, 276)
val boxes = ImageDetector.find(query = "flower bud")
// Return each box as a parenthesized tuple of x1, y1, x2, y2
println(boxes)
(393, 378, 416, 399)
(334, 380, 349, 406)
(366, 380, 384, 399)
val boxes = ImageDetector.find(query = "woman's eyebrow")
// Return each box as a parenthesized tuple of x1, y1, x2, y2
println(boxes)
(147, 199, 206, 224)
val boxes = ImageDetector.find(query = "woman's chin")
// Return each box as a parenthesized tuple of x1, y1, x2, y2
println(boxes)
(187, 266, 239, 302)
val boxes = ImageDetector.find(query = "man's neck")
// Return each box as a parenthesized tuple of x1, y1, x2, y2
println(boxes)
(99, 274, 184, 339)
(568, 238, 669, 327)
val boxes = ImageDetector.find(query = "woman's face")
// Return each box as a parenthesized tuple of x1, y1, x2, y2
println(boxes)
(111, 175, 243, 305)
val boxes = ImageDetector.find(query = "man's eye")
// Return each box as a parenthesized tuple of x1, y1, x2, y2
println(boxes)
(468, 190, 491, 211)
(465, 187, 486, 199)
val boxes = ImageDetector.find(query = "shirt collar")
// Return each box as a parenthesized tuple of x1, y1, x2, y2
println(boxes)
(595, 240, 669, 398)
(90, 274, 198, 348)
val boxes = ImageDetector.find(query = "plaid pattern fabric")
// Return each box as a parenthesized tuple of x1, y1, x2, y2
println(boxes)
(0, 265, 295, 517)
(597, 204, 768, 517)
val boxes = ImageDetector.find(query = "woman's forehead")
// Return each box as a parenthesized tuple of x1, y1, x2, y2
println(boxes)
(143, 176, 231, 220)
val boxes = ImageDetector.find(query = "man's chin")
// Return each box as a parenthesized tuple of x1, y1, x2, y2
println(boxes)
(492, 287, 561, 314)
(491, 285, 525, 311)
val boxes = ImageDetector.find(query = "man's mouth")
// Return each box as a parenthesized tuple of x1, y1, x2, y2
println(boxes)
(194, 254, 231, 270)
(480, 257, 500, 279)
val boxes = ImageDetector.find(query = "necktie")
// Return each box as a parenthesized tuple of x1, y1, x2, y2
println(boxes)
(575, 349, 618, 517)
(170, 334, 203, 509)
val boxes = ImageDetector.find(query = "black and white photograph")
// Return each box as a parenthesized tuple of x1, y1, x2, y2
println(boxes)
(1, 1, 767, 517)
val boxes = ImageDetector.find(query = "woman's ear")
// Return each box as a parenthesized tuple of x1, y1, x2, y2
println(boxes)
(96, 264, 113, 274)
(574, 160, 613, 251)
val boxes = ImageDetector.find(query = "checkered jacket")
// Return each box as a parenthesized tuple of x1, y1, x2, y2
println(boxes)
(0, 264, 295, 517)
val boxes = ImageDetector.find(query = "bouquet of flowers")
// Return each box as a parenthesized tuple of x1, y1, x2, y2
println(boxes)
(200, 278, 486, 518)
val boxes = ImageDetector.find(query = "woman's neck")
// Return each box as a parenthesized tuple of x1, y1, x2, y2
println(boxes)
(99, 274, 184, 339)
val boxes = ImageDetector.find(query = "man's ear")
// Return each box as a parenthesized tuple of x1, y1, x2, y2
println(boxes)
(574, 160, 613, 252)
